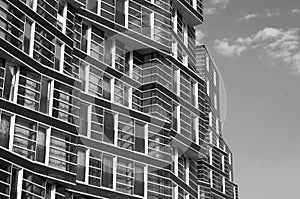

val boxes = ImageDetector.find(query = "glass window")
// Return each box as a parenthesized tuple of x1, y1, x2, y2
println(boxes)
(142, 8, 151, 37)
(89, 149, 102, 186)
(77, 148, 86, 181)
(135, 122, 145, 153)
(39, 77, 52, 114)
(115, 0, 125, 25)
(79, 103, 89, 136)
(87, 0, 98, 13)
(0, 112, 11, 149)
(3, 65, 17, 101)
(102, 75, 111, 100)
(116, 157, 133, 194)
(13, 116, 37, 160)
(36, 126, 47, 163)
(103, 111, 114, 143)
(102, 155, 113, 188)
(81, 24, 89, 52)
(17, 67, 41, 111)
(134, 164, 144, 196)
(24, 18, 32, 54)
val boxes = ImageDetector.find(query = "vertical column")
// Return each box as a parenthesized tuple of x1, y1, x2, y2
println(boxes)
(112, 156, 117, 190)
(16, 168, 23, 199)
(85, 149, 90, 183)
(87, 25, 92, 56)
(86, 104, 92, 138)
(174, 147, 178, 176)
(144, 165, 148, 197)
(45, 127, 51, 165)
(29, 22, 35, 58)
(145, 124, 149, 155)
(111, 39, 116, 69)
(150, 12, 155, 40)
(8, 115, 15, 152)
(124, 0, 129, 28)
(185, 158, 189, 185)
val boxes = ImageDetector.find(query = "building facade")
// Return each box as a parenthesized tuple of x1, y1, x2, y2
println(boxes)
(0, 0, 238, 199)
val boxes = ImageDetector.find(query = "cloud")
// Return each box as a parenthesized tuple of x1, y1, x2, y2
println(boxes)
(292, 9, 300, 14)
(205, 0, 231, 15)
(236, 10, 280, 21)
(236, 13, 259, 21)
(204, 7, 217, 15)
(214, 27, 300, 72)
(210, 0, 231, 8)
(214, 39, 248, 57)
(196, 30, 206, 45)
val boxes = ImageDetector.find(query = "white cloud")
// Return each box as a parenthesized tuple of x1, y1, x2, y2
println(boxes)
(204, 7, 217, 15)
(205, 0, 231, 15)
(214, 27, 300, 72)
(196, 30, 206, 45)
(236, 10, 280, 21)
(214, 39, 248, 57)
(236, 13, 259, 21)
(210, 0, 231, 8)
(292, 9, 300, 13)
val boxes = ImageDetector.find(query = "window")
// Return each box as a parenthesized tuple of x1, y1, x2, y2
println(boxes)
(17, 67, 41, 111)
(22, 170, 46, 198)
(118, 114, 134, 150)
(55, 41, 63, 71)
(79, 103, 89, 136)
(103, 75, 111, 100)
(114, 79, 130, 107)
(39, 77, 52, 114)
(0, 112, 11, 149)
(89, 149, 102, 186)
(36, 126, 47, 163)
(135, 122, 145, 153)
(13, 116, 38, 160)
(142, 8, 151, 37)
(24, 18, 32, 54)
(90, 105, 103, 141)
(116, 157, 133, 194)
(115, 0, 125, 25)
(81, 24, 89, 52)
(10, 167, 20, 199)
(77, 148, 86, 182)
(49, 129, 77, 173)
(87, 0, 98, 13)
(90, 27, 104, 62)
(3, 64, 17, 101)
(134, 164, 144, 196)
(103, 111, 114, 144)
(102, 155, 114, 188)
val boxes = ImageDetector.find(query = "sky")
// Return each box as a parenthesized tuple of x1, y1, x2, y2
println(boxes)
(196, 0, 300, 199)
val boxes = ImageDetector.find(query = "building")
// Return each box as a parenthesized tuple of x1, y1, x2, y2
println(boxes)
(0, 0, 238, 199)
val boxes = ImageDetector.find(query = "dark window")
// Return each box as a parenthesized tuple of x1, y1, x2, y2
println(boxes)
(134, 164, 144, 196)
(79, 103, 88, 136)
(24, 18, 32, 54)
(0, 112, 10, 149)
(102, 155, 113, 188)
(39, 77, 51, 114)
(10, 168, 19, 199)
(81, 24, 89, 52)
(135, 122, 145, 153)
(115, 0, 125, 25)
(103, 112, 114, 143)
(87, 0, 98, 13)
(3, 65, 17, 101)
(102, 75, 111, 100)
